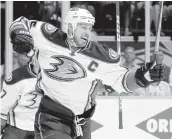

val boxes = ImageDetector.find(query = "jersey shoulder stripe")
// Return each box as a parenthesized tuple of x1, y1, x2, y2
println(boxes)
(5, 65, 35, 85)
(40, 23, 120, 63)
(82, 41, 120, 63)
(40, 23, 67, 47)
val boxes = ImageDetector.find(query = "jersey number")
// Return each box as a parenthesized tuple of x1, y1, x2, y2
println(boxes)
(1, 89, 7, 98)
(21, 91, 41, 109)
(30, 21, 37, 28)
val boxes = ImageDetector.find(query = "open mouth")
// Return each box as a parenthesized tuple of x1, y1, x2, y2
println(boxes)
(81, 36, 87, 40)
(81, 34, 89, 41)
(81, 37, 88, 42)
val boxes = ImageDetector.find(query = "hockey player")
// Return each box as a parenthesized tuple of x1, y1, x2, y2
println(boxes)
(9, 8, 164, 139)
(0, 54, 42, 139)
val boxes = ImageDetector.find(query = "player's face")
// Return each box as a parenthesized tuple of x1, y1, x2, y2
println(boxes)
(18, 54, 30, 66)
(74, 22, 93, 48)
(156, 51, 164, 64)
(125, 48, 135, 63)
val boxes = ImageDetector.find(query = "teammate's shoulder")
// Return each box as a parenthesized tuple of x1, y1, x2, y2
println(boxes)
(5, 65, 35, 85)
(40, 22, 67, 46)
(84, 41, 120, 63)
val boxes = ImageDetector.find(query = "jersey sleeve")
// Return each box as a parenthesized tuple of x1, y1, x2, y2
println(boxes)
(95, 63, 133, 94)
(0, 81, 20, 120)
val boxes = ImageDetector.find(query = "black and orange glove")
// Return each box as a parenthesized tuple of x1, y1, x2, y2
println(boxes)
(10, 28, 34, 54)
(135, 61, 164, 87)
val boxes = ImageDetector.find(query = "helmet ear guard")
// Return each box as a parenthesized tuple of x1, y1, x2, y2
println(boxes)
(67, 23, 76, 39)
(64, 7, 95, 38)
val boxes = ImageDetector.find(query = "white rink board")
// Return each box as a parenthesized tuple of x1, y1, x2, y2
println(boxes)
(91, 97, 172, 139)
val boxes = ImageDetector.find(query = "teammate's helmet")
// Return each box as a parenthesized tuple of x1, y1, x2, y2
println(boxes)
(64, 7, 95, 38)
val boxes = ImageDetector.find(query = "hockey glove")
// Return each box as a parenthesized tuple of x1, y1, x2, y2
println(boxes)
(135, 61, 164, 87)
(10, 28, 34, 54)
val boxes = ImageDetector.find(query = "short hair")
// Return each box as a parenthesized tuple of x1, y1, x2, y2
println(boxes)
(124, 46, 135, 53)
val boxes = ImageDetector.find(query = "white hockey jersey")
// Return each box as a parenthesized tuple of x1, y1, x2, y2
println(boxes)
(0, 64, 42, 131)
(10, 17, 132, 115)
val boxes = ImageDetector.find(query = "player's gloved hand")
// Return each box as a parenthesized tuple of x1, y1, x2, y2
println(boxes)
(10, 28, 34, 54)
(135, 61, 164, 87)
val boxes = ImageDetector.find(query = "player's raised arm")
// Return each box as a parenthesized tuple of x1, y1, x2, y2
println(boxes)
(9, 16, 36, 57)
(9, 16, 40, 57)
(9, 16, 67, 58)
(97, 53, 164, 94)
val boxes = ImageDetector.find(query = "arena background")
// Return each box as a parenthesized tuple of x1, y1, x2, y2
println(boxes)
(1, 1, 172, 139)
(1, 1, 172, 95)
